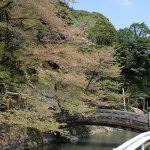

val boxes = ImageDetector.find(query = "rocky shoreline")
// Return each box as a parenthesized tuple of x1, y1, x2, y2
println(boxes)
(0, 123, 121, 150)
(0, 123, 64, 150)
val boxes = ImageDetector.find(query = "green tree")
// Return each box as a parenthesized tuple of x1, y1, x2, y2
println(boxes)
(88, 22, 117, 46)
(116, 22, 150, 109)
(129, 22, 150, 38)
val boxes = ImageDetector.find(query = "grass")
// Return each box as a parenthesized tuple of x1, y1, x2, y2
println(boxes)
(0, 108, 62, 133)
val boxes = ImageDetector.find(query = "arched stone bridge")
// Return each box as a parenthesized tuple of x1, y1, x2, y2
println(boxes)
(65, 109, 150, 132)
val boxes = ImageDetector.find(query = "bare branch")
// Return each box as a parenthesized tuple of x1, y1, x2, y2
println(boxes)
(0, 0, 13, 11)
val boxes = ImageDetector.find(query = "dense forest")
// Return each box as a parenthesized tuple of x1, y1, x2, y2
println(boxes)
(0, 0, 149, 149)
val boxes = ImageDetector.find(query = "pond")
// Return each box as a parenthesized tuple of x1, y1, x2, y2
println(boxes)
(31, 129, 138, 150)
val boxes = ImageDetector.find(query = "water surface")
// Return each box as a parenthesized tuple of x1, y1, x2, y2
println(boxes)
(33, 130, 138, 150)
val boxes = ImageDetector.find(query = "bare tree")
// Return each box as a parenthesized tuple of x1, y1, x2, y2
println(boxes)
(85, 55, 105, 92)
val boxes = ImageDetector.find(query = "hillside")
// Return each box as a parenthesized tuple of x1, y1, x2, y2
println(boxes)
(0, 0, 127, 149)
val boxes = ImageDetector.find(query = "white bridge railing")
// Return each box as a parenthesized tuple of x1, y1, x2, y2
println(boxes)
(113, 132, 150, 150)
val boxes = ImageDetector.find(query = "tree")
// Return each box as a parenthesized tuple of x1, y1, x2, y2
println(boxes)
(116, 22, 150, 109)
(0, 0, 29, 83)
(85, 56, 104, 92)
(88, 22, 117, 46)
(117, 23, 150, 80)
(129, 23, 150, 38)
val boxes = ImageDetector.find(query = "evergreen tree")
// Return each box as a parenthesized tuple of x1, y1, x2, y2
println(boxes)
(116, 23, 150, 108)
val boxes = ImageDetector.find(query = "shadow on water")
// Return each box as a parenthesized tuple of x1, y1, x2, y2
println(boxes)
(30, 129, 138, 150)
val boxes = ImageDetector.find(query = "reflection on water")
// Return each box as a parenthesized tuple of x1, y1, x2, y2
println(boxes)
(32, 130, 138, 150)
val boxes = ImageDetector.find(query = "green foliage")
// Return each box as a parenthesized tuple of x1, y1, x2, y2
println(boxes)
(88, 22, 117, 46)
(0, 94, 7, 111)
(98, 79, 112, 87)
(116, 23, 150, 84)
(72, 10, 109, 30)
(77, 47, 92, 53)
(0, 41, 5, 49)
(27, 127, 41, 139)
(72, 10, 117, 46)
(129, 22, 150, 38)
(0, 71, 11, 81)
(116, 22, 150, 108)
(56, 1, 73, 24)
(0, 61, 26, 83)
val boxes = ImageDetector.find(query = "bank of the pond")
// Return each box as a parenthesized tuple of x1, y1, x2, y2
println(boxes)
(1, 123, 136, 150)
(26, 126, 138, 150)
(29, 129, 138, 150)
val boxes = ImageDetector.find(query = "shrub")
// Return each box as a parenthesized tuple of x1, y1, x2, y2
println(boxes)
(27, 127, 41, 140)
(88, 23, 117, 46)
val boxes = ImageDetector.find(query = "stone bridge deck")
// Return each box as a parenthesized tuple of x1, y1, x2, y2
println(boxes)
(66, 109, 150, 132)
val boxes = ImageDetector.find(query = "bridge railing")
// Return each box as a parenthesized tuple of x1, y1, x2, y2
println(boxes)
(67, 109, 150, 131)
(90, 109, 150, 131)
(94, 109, 148, 123)
(113, 131, 150, 150)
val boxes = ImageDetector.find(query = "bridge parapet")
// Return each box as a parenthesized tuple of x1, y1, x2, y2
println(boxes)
(68, 109, 150, 132)
(94, 109, 148, 123)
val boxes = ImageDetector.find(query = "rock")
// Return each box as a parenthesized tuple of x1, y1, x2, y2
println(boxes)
(24, 140, 35, 149)
(27, 68, 37, 75)
(43, 61, 60, 70)
(68, 136, 78, 143)
(43, 132, 56, 144)
(44, 96, 61, 113)
(0, 124, 27, 150)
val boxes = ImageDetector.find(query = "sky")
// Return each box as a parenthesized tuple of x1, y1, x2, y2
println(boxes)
(69, 0, 150, 29)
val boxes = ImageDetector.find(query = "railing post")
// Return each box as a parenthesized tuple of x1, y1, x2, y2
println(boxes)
(130, 114, 133, 125)
(111, 111, 114, 122)
(141, 144, 144, 150)
(148, 112, 150, 130)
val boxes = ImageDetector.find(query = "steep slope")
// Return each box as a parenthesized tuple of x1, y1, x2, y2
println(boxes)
(0, 0, 122, 149)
